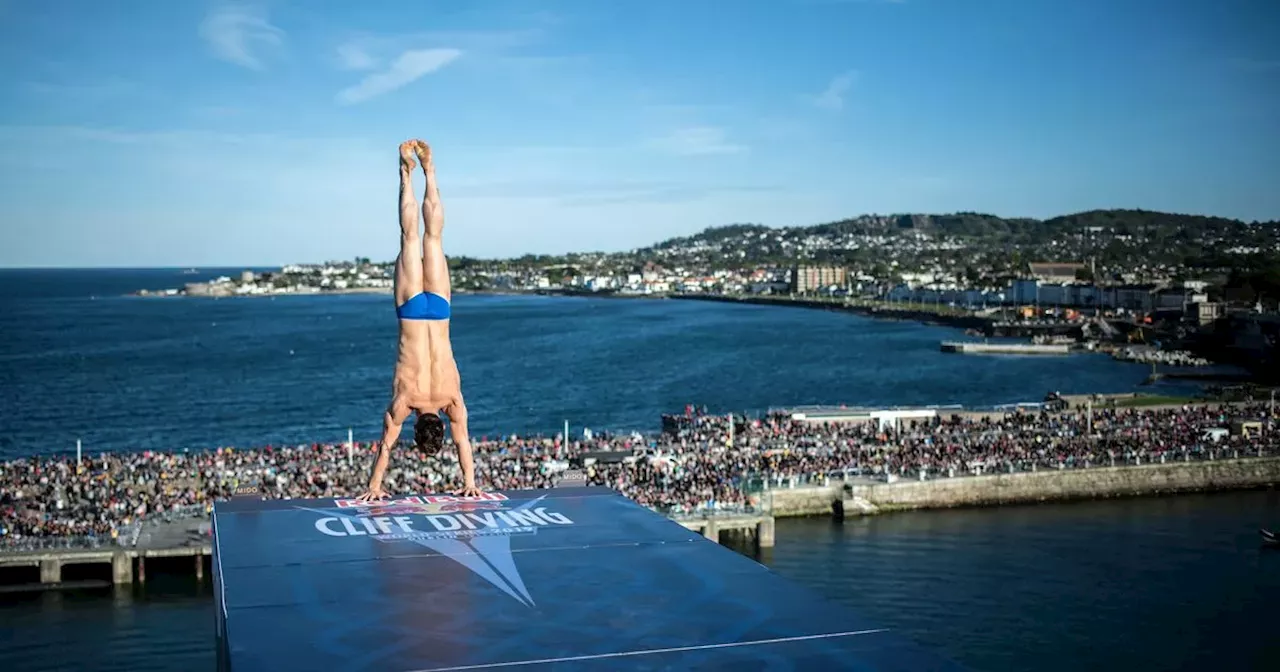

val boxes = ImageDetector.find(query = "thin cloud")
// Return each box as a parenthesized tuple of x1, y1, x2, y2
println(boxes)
(813, 70, 857, 110)
(336, 48, 462, 104)
(335, 28, 542, 65)
(331, 28, 547, 80)
(648, 127, 746, 156)
(336, 43, 377, 71)
(198, 4, 285, 70)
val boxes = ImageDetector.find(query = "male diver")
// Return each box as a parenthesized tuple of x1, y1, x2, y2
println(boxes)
(356, 140, 483, 501)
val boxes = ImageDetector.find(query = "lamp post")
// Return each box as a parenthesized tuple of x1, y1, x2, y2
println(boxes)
(1270, 390, 1276, 432)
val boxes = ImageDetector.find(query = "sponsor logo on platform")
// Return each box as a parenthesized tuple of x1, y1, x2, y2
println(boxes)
(297, 492, 573, 608)
(331, 493, 509, 517)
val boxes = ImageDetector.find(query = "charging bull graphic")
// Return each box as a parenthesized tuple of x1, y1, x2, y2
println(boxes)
(296, 493, 574, 608)
(332, 493, 508, 517)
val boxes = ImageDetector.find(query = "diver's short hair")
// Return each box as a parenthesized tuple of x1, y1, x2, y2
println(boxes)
(414, 413, 445, 455)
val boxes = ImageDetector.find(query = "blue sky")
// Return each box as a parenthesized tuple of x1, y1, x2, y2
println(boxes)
(0, 0, 1277, 267)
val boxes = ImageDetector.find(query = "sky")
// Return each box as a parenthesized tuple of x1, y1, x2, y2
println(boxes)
(0, 0, 1277, 268)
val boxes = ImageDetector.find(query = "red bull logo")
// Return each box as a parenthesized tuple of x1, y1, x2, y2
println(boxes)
(332, 493, 509, 517)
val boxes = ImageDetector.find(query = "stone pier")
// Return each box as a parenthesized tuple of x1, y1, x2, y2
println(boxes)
(0, 545, 211, 590)
(763, 456, 1280, 518)
(112, 551, 132, 584)
(756, 516, 775, 547)
(677, 514, 776, 549)
(39, 559, 60, 584)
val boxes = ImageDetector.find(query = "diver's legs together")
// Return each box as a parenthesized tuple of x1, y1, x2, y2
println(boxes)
(414, 141, 451, 302)
(393, 141, 424, 308)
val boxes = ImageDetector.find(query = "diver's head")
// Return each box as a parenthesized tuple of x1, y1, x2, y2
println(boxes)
(414, 412, 446, 455)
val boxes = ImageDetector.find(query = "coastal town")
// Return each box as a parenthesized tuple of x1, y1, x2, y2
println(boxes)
(135, 208, 1280, 378)
(136, 208, 1279, 309)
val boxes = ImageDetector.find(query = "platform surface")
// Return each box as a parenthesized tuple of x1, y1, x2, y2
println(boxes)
(212, 486, 962, 671)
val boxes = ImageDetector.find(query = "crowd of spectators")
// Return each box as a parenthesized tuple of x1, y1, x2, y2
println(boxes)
(1, 401, 1274, 545)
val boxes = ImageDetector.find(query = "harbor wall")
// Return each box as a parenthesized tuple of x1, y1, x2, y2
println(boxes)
(764, 457, 1280, 516)
(668, 293, 991, 332)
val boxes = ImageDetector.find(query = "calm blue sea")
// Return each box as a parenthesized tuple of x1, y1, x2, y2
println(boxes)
(0, 268, 1197, 460)
(0, 269, 1275, 672)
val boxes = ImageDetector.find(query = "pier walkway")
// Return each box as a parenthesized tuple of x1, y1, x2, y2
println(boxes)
(0, 518, 210, 588)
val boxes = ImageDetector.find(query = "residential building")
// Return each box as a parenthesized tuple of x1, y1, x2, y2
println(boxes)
(1028, 262, 1085, 284)
(791, 265, 848, 294)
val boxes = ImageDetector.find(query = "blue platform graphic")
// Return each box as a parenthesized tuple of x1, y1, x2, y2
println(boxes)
(212, 486, 963, 671)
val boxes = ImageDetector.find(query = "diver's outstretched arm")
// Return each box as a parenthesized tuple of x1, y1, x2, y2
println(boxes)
(446, 398, 481, 496)
(356, 397, 411, 501)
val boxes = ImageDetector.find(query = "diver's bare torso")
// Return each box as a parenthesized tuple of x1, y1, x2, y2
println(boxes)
(392, 320, 460, 415)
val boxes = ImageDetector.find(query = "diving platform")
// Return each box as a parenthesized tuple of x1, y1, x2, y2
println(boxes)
(212, 486, 962, 671)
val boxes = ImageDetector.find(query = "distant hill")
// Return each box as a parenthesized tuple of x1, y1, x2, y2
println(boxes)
(658, 209, 1273, 248)
(648, 224, 773, 250)
(604, 208, 1280, 285)
(440, 209, 1277, 292)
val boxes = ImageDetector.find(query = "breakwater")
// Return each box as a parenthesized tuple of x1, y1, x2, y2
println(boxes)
(763, 456, 1280, 516)
(941, 341, 1072, 355)
(670, 293, 993, 332)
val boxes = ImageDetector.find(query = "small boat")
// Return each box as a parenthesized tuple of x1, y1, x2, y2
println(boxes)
(1262, 529, 1280, 548)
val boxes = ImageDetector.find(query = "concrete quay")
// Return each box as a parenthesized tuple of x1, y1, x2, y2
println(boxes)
(675, 513, 776, 549)
(0, 545, 210, 590)
(0, 518, 211, 591)
(760, 456, 1280, 518)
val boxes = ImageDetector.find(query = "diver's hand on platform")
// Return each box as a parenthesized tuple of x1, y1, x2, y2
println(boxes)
(355, 485, 391, 502)
(453, 482, 484, 498)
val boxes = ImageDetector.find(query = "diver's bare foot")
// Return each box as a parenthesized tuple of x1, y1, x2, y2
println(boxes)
(399, 140, 418, 173)
(413, 140, 433, 174)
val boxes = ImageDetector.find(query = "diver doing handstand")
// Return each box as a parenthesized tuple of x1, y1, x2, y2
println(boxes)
(356, 140, 482, 501)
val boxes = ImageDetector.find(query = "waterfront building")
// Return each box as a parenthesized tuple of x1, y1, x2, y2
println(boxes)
(791, 265, 848, 294)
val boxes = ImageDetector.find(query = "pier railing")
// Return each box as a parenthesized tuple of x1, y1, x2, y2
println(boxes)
(0, 534, 121, 552)
(737, 445, 1276, 489)
(663, 503, 767, 520)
